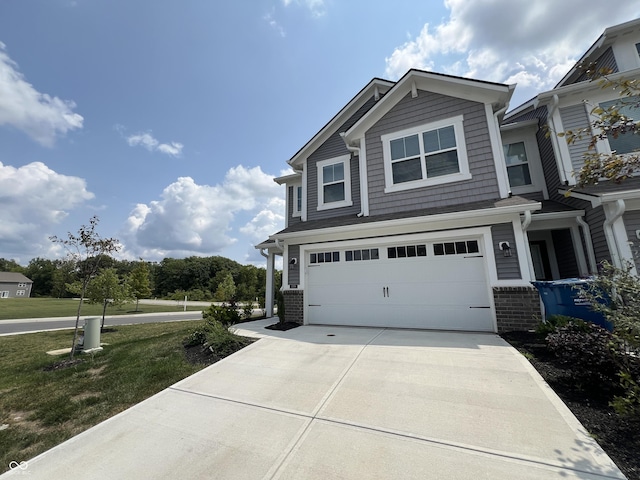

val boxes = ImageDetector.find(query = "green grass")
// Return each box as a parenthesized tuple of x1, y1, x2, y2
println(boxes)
(0, 298, 203, 320)
(0, 321, 253, 472)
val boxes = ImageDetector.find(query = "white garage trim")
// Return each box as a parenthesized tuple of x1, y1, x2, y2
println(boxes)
(300, 227, 498, 331)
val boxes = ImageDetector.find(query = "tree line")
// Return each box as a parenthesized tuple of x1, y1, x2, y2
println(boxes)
(0, 255, 279, 304)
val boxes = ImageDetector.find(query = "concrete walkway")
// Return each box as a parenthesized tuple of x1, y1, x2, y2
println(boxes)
(2, 320, 626, 479)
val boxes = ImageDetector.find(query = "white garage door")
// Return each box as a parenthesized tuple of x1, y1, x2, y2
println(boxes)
(306, 239, 494, 331)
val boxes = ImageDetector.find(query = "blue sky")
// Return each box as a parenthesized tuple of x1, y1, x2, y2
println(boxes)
(1, 0, 639, 267)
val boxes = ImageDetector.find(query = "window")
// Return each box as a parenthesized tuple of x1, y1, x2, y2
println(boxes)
(382, 116, 470, 192)
(16, 290, 25, 296)
(0, 291, 8, 298)
(345, 248, 379, 261)
(292, 184, 302, 217)
(503, 142, 532, 187)
(433, 240, 479, 256)
(600, 96, 640, 155)
(310, 251, 340, 264)
(316, 155, 352, 210)
(17, 283, 27, 288)
(387, 244, 427, 259)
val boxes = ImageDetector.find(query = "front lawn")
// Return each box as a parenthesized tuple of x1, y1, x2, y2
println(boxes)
(0, 297, 203, 320)
(0, 321, 253, 474)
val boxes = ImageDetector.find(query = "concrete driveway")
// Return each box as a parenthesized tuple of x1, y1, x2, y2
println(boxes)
(2, 320, 625, 479)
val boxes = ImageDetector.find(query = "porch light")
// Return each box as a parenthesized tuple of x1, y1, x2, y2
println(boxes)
(499, 242, 512, 257)
(289, 258, 297, 270)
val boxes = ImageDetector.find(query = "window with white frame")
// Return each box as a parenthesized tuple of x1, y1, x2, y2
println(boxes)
(599, 96, 640, 155)
(16, 290, 25, 296)
(316, 155, 352, 210)
(17, 283, 27, 288)
(0, 291, 8, 298)
(381, 116, 470, 192)
(503, 142, 532, 187)
(292, 184, 302, 217)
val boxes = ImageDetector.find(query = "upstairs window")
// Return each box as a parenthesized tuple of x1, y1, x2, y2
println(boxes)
(503, 142, 532, 187)
(382, 115, 470, 193)
(599, 96, 640, 155)
(292, 184, 302, 217)
(317, 155, 352, 210)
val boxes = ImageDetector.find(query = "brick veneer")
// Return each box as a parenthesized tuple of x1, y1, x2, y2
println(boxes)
(493, 286, 541, 332)
(282, 289, 304, 324)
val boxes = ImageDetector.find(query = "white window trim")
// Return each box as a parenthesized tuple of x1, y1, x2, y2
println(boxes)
(292, 183, 302, 218)
(381, 115, 471, 194)
(316, 154, 352, 211)
(501, 129, 547, 198)
(0, 291, 8, 298)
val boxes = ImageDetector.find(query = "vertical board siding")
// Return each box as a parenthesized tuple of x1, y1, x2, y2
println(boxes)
(365, 91, 500, 216)
(571, 47, 618, 84)
(587, 206, 610, 264)
(551, 229, 580, 278)
(288, 244, 300, 286)
(624, 210, 640, 270)
(559, 104, 591, 173)
(491, 223, 522, 279)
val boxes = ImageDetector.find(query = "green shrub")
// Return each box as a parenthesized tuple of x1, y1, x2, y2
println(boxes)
(203, 303, 241, 328)
(276, 290, 285, 323)
(536, 315, 584, 336)
(183, 329, 208, 347)
(610, 371, 640, 417)
(204, 320, 250, 358)
(546, 322, 624, 394)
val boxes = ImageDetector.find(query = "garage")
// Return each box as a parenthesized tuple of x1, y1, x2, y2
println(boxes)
(305, 238, 494, 331)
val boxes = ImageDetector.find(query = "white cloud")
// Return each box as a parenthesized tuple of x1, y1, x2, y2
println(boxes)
(122, 165, 284, 261)
(125, 131, 183, 157)
(0, 43, 83, 146)
(0, 161, 94, 257)
(282, 0, 326, 17)
(264, 11, 286, 37)
(384, 1, 640, 106)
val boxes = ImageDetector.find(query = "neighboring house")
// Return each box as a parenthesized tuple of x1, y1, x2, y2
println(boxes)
(0, 272, 33, 299)
(256, 18, 640, 333)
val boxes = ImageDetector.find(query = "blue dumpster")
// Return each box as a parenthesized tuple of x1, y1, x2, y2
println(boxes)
(531, 279, 613, 331)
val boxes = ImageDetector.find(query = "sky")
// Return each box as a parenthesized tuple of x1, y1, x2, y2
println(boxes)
(1, 0, 639, 267)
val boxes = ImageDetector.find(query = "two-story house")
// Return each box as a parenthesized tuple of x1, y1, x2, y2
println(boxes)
(257, 18, 640, 333)
(0, 272, 33, 298)
(504, 18, 640, 282)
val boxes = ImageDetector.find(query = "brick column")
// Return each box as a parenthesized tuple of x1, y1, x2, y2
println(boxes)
(282, 290, 304, 324)
(493, 286, 541, 332)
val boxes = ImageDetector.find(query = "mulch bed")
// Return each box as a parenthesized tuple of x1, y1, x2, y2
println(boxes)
(501, 330, 640, 480)
(265, 321, 301, 331)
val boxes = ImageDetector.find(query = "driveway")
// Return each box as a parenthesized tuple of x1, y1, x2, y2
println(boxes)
(2, 320, 625, 479)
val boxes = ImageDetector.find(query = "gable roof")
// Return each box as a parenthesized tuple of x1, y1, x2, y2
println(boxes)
(0, 272, 32, 283)
(556, 18, 640, 89)
(343, 69, 514, 144)
(288, 77, 395, 167)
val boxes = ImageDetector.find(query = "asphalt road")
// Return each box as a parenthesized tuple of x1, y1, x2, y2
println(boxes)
(0, 311, 204, 336)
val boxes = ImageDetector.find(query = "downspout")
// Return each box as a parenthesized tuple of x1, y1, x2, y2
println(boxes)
(340, 133, 366, 217)
(493, 103, 512, 198)
(603, 199, 626, 268)
(520, 210, 535, 280)
(259, 248, 268, 259)
(547, 94, 569, 185)
(576, 216, 597, 274)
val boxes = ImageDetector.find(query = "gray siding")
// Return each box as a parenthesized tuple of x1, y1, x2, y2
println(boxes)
(570, 47, 618, 85)
(587, 206, 610, 264)
(491, 223, 522, 279)
(365, 91, 501, 216)
(304, 98, 377, 221)
(551, 229, 580, 278)
(624, 210, 640, 270)
(287, 244, 300, 287)
(0, 281, 32, 298)
(559, 104, 591, 173)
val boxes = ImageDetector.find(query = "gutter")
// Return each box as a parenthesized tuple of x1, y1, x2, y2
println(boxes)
(576, 216, 598, 274)
(603, 199, 626, 268)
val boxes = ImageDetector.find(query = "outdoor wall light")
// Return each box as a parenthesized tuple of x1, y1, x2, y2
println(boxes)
(499, 241, 512, 257)
(289, 258, 297, 270)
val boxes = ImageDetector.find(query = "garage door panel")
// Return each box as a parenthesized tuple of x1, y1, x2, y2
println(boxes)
(306, 237, 495, 332)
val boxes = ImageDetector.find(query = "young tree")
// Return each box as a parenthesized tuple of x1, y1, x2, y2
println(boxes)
(128, 260, 152, 312)
(558, 66, 640, 187)
(86, 268, 131, 331)
(213, 272, 236, 303)
(50, 216, 121, 358)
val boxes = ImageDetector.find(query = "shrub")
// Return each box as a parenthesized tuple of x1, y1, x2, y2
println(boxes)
(183, 329, 208, 347)
(546, 322, 624, 394)
(203, 303, 240, 328)
(536, 315, 583, 336)
(276, 290, 285, 323)
(610, 371, 640, 418)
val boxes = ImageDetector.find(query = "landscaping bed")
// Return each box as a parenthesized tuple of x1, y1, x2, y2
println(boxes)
(502, 330, 640, 480)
